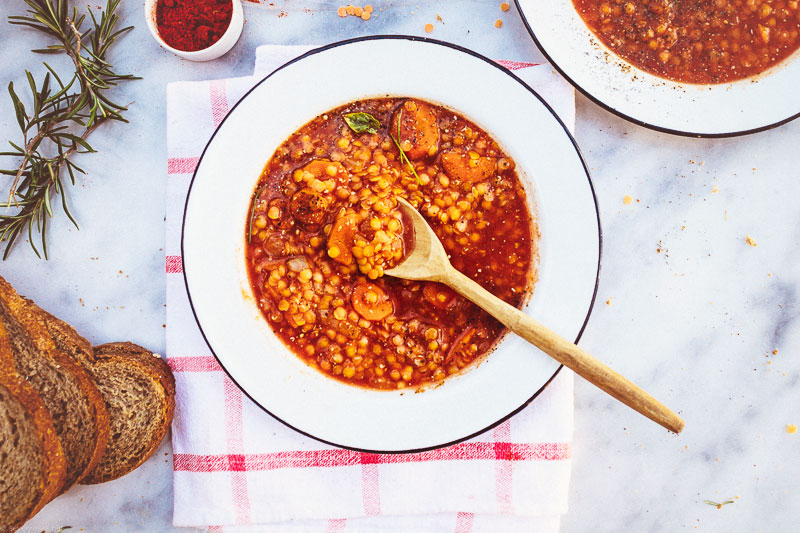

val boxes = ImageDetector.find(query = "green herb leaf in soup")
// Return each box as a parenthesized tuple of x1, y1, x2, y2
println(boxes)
(344, 112, 381, 134)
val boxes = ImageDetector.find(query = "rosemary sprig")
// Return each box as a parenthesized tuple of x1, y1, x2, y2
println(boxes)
(1, 0, 136, 259)
(390, 109, 422, 186)
(390, 134, 423, 186)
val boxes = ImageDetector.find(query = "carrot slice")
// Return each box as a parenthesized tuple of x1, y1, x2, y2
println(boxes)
(327, 213, 361, 265)
(441, 150, 496, 185)
(352, 283, 393, 321)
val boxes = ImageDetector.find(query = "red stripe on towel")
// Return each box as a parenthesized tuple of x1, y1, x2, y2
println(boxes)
(173, 442, 570, 472)
(210, 79, 229, 128)
(165, 255, 183, 273)
(495, 60, 539, 70)
(360, 460, 382, 515)
(493, 421, 513, 513)
(224, 377, 252, 523)
(326, 519, 347, 532)
(167, 356, 222, 372)
(454, 512, 474, 533)
(167, 157, 200, 175)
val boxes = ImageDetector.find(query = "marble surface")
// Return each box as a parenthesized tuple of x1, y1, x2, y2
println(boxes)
(0, 1, 797, 531)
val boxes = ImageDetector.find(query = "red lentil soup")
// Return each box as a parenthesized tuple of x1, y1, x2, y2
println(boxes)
(573, 0, 800, 83)
(245, 98, 537, 390)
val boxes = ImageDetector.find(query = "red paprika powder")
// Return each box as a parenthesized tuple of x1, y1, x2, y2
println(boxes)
(155, 0, 233, 52)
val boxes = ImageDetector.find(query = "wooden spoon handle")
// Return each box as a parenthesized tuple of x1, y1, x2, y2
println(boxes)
(442, 268, 685, 434)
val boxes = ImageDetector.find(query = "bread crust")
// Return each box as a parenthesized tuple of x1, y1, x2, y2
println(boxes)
(80, 342, 176, 484)
(0, 276, 109, 492)
(0, 321, 66, 531)
(26, 299, 96, 368)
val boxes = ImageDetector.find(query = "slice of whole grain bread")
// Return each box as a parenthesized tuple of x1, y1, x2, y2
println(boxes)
(0, 276, 109, 493)
(80, 342, 175, 484)
(28, 303, 176, 485)
(0, 320, 66, 531)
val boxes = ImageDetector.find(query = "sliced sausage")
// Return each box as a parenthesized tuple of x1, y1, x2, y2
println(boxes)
(391, 100, 440, 160)
(289, 187, 330, 227)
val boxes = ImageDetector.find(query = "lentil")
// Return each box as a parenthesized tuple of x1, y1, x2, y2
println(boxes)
(338, 4, 373, 21)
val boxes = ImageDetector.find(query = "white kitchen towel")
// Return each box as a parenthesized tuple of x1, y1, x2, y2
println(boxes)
(165, 44, 576, 533)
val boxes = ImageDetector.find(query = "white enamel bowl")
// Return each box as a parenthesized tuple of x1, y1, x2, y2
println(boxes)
(182, 37, 601, 452)
(516, 0, 800, 137)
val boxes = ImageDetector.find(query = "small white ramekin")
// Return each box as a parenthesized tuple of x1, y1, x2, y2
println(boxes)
(144, 0, 244, 62)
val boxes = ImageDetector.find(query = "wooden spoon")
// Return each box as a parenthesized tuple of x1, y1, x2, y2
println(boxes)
(386, 197, 685, 434)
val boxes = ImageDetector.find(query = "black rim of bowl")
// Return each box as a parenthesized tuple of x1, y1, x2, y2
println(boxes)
(181, 34, 603, 454)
